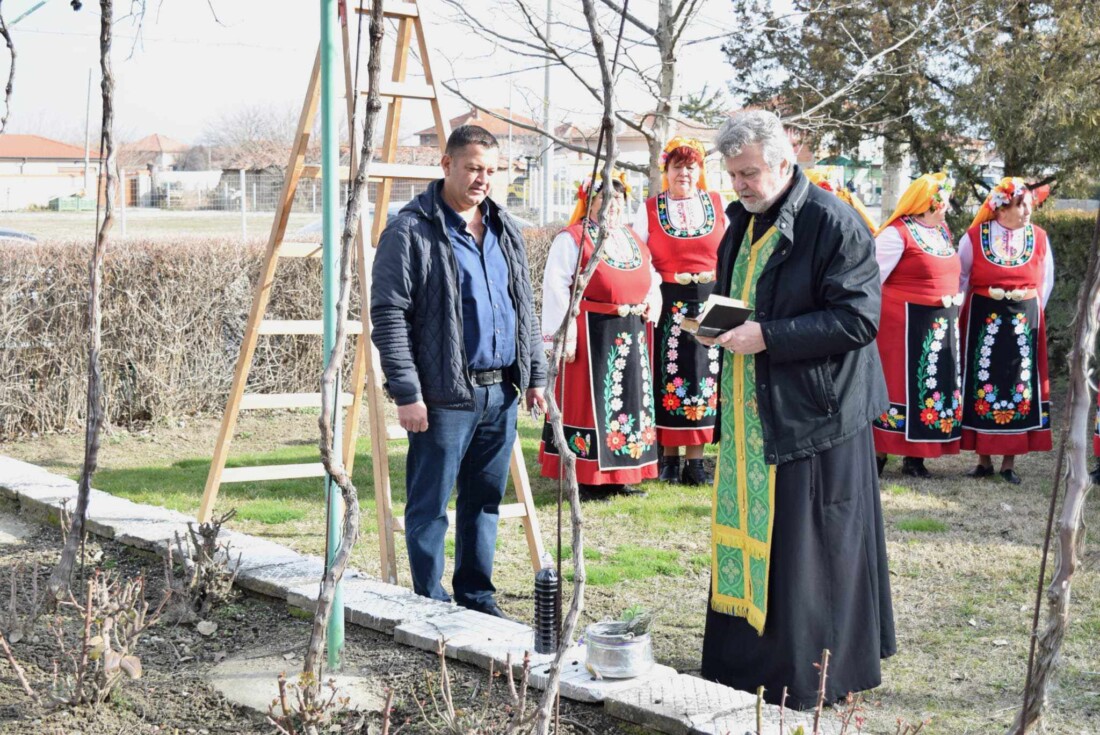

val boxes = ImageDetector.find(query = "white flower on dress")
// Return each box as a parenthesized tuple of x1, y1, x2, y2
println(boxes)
(928, 364, 938, 376)
(1021, 345, 1031, 357)
(925, 377, 937, 389)
(1017, 335, 1027, 347)
(978, 370, 990, 380)
(709, 361, 719, 373)
(668, 363, 679, 375)
(1021, 369, 1032, 381)
(981, 346, 992, 358)
(933, 330, 946, 341)
(610, 397, 623, 411)
(1015, 324, 1025, 335)
(614, 358, 626, 370)
(988, 324, 1000, 335)
(1021, 357, 1032, 369)
(984, 335, 996, 346)
(611, 383, 623, 397)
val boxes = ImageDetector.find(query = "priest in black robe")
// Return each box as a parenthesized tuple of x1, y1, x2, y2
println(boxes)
(694, 109, 896, 709)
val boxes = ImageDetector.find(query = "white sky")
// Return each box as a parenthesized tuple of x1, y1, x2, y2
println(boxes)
(3, 0, 740, 146)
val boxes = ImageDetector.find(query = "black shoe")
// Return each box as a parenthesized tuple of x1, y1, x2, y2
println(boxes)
(967, 464, 995, 478)
(681, 458, 711, 486)
(658, 455, 682, 483)
(1000, 468, 1022, 485)
(459, 600, 516, 622)
(876, 456, 888, 478)
(1090, 463, 1100, 486)
(901, 457, 931, 479)
(577, 484, 612, 503)
(606, 483, 647, 498)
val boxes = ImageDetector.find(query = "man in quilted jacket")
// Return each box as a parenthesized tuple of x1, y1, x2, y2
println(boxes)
(371, 125, 547, 618)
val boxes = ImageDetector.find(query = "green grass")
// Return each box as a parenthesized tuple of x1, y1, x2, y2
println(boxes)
(566, 544, 687, 585)
(234, 499, 307, 525)
(896, 516, 949, 533)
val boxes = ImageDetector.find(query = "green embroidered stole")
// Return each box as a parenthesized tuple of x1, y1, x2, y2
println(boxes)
(711, 218, 780, 634)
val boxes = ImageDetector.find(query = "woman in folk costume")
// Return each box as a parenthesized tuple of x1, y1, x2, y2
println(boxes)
(804, 168, 879, 232)
(539, 174, 662, 502)
(871, 173, 963, 478)
(959, 178, 1054, 484)
(631, 137, 727, 485)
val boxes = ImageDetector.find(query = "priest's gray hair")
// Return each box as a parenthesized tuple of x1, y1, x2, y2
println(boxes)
(715, 110, 796, 173)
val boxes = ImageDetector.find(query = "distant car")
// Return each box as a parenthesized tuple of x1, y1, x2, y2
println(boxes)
(295, 201, 409, 237)
(0, 229, 36, 244)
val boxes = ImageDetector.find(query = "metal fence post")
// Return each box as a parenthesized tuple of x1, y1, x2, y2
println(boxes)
(119, 168, 127, 236)
(240, 169, 247, 240)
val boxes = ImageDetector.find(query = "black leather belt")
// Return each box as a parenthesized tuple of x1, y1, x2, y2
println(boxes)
(469, 368, 505, 386)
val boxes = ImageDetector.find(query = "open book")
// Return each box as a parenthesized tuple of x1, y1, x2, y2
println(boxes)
(681, 294, 754, 338)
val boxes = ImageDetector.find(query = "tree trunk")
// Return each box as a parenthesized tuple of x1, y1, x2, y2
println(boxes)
(647, 0, 676, 197)
(879, 137, 909, 217)
(48, 0, 116, 602)
(1007, 209, 1100, 734)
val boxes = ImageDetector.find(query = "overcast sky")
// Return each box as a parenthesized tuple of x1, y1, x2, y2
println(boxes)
(4, 0, 739, 146)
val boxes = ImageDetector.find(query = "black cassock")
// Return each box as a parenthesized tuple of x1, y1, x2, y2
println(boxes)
(701, 425, 896, 709)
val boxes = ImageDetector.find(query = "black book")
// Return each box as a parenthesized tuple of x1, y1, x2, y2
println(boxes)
(681, 294, 754, 338)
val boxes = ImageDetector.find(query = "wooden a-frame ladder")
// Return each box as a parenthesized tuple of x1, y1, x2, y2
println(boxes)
(199, 0, 545, 584)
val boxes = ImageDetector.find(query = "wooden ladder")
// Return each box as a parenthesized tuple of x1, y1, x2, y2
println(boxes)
(200, 0, 545, 585)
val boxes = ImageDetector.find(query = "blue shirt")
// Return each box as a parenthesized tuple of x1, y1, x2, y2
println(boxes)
(440, 199, 517, 371)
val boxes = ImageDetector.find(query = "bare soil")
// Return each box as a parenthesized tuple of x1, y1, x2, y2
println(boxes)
(0, 501, 635, 735)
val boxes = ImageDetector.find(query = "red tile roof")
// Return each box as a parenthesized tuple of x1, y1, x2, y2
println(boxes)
(122, 133, 190, 154)
(0, 134, 93, 160)
(416, 107, 541, 138)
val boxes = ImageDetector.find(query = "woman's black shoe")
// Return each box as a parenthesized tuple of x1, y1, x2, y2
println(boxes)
(1090, 463, 1100, 486)
(901, 457, 931, 478)
(1000, 468, 1022, 485)
(876, 456, 888, 477)
(967, 464, 995, 478)
(606, 483, 647, 497)
(577, 484, 612, 503)
(681, 458, 711, 486)
(658, 455, 682, 483)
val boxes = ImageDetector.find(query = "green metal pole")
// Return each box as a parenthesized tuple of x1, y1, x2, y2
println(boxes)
(320, 0, 344, 671)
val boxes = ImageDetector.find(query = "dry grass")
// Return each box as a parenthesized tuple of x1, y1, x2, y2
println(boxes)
(3, 406, 1099, 733)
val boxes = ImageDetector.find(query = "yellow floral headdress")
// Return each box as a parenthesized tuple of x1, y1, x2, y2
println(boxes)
(660, 136, 709, 192)
(876, 172, 953, 237)
(805, 168, 878, 232)
(567, 170, 632, 226)
(969, 177, 1050, 229)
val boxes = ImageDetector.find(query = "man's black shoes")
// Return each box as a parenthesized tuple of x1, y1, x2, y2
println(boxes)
(459, 599, 516, 622)
(967, 464, 995, 479)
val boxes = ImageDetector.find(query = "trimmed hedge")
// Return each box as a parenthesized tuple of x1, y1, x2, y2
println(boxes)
(1032, 209, 1099, 378)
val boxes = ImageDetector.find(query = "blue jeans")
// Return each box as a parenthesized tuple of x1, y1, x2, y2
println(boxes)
(404, 382, 518, 607)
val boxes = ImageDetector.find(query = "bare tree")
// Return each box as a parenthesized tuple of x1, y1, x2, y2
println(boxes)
(440, 0, 724, 194)
(0, 0, 14, 134)
(300, 0, 383, 695)
(1008, 210, 1100, 734)
(47, 0, 118, 602)
(530, 0, 626, 731)
(200, 103, 303, 170)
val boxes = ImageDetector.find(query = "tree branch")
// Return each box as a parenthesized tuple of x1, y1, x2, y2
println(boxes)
(0, 0, 14, 134)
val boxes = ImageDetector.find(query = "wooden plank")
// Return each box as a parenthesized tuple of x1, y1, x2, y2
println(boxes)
(299, 162, 437, 181)
(355, 0, 419, 17)
(278, 241, 323, 258)
(258, 319, 363, 335)
(239, 392, 355, 410)
(198, 48, 323, 524)
(221, 463, 327, 483)
(413, 15, 452, 154)
(374, 82, 436, 100)
(391, 503, 531, 532)
(510, 436, 546, 572)
(372, 17, 413, 246)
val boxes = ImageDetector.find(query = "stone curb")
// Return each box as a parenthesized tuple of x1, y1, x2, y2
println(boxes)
(0, 455, 824, 734)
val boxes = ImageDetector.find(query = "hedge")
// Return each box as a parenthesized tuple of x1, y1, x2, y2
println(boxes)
(0, 215, 1091, 440)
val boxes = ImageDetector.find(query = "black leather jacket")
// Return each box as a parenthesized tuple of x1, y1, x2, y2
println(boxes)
(714, 166, 888, 464)
(370, 181, 547, 409)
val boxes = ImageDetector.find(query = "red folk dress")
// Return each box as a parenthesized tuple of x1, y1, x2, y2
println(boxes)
(642, 190, 727, 446)
(539, 221, 660, 485)
(872, 217, 963, 457)
(960, 222, 1053, 454)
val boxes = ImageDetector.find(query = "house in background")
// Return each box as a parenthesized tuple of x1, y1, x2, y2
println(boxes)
(118, 133, 192, 206)
(0, 134, 102, 211)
